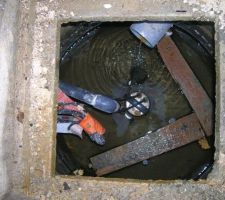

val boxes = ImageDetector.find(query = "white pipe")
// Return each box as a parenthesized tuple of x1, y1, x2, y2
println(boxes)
(130, 22, 173, 48)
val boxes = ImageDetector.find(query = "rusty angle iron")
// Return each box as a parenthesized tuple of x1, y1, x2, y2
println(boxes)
(157, 36, 213, 136)
(91, 113, 205, 176)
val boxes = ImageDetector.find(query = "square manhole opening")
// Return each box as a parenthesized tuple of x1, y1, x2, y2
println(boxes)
(56, 21, 215, 180)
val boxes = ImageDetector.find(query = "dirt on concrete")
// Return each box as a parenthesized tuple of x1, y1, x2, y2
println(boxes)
(1, 0, 225, 199)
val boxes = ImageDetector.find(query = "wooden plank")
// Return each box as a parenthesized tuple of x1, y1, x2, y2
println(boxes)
(90, 113, 205, 176)
(157, 36, 213, 136)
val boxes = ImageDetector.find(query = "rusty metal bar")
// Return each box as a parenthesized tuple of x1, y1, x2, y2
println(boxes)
(90, 113, 205, 176)
(157, 36, 213, 136)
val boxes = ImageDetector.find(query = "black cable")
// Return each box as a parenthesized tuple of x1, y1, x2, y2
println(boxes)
(173, 23, 214, 58)
(60, 22, 102, 63)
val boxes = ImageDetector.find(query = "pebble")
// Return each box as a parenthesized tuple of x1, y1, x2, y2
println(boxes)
(142, 159, 149, 166)
(168, 117, 176, 124)
(73, 169, 84, 176)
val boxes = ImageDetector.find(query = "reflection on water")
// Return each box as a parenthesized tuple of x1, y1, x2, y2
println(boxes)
(58, 23, 214, 179)
(60, 24, 192, 138)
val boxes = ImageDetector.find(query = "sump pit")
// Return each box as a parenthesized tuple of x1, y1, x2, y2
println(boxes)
(56, 22, 215, 180)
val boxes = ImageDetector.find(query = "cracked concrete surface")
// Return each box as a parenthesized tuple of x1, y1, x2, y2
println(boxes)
(1, 0, 225, 199)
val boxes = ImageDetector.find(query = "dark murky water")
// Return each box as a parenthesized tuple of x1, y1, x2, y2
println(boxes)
(58, 23, 214, 179)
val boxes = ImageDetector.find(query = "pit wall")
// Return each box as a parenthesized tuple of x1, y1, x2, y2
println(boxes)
(1, 0, 225, 199)
(0, 0, 19, 198)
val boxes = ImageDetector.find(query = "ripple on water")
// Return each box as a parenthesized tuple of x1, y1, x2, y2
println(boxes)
(59, 23, 193, 173)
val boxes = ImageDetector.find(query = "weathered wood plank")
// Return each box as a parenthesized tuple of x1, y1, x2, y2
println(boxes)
(157, 36, 213, 136)
(90, 113, 205, 176)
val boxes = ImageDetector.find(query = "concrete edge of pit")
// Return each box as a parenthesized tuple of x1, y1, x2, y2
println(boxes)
(2, 0, 225, 199)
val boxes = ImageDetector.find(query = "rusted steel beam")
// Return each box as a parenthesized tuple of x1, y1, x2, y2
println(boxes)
(90, 113, 205, 176)
(157, 36, 213, 136)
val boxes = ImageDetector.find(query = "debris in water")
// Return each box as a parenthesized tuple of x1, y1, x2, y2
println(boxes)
(88, 163, 93, 168)
(73, 169, 84, 176)
(198, 138, 210, 150)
